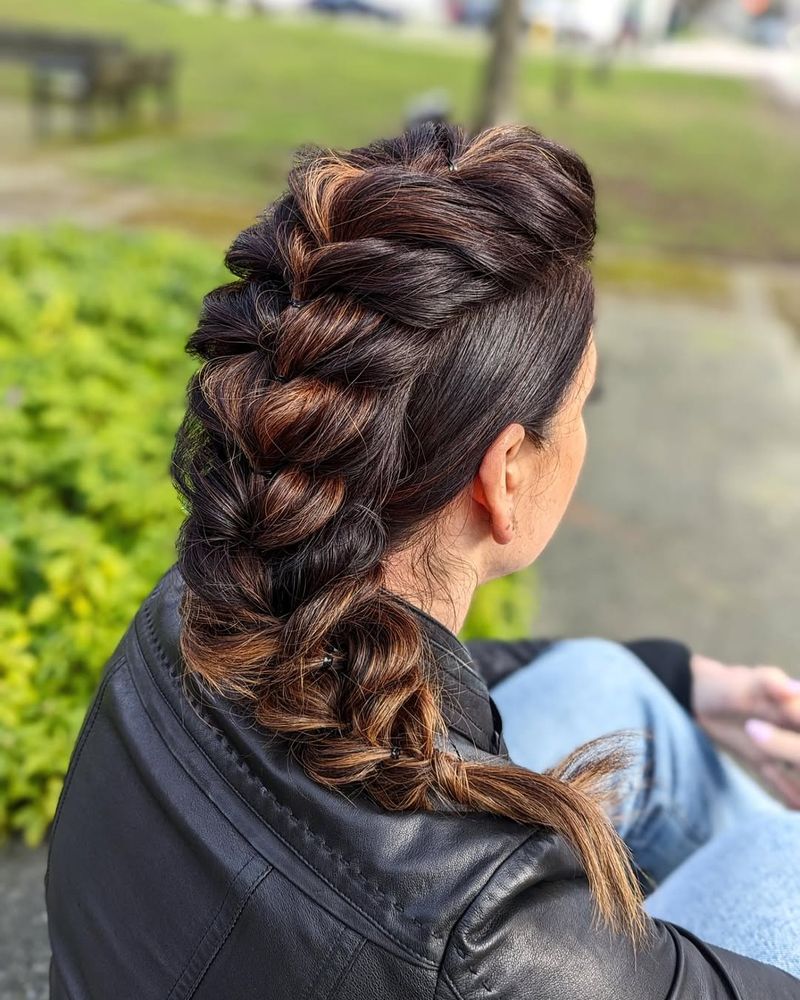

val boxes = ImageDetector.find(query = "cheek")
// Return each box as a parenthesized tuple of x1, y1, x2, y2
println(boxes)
(551, 417, 587, 509)
(522, 420, 586, 555)
(570, 417, 588, 488)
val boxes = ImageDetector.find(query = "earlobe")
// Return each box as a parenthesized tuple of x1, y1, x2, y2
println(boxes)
(474, 423, 526, 546)
(492, 512, 515, 546)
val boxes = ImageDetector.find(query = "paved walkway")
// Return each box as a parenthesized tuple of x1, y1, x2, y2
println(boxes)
(537, 272, 800, 669)
(0, 843, 49, 999)
(2, 269, 799, 998)
(641, 38, 800, 107)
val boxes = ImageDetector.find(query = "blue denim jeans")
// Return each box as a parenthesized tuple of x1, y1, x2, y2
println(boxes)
(490, 638, 800, 976)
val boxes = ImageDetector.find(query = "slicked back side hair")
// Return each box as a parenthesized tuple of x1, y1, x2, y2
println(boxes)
(172, 123, 647, 942)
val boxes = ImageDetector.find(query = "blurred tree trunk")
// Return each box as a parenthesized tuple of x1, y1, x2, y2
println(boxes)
(672, 0, 718, 31)
(473, 0, 523, 134)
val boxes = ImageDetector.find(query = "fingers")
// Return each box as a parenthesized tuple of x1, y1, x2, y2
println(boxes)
(749, 667, 800, 727)
(745, 718, 800, 767)
(748, 711, 800, 809)
(698, 715, 763, 764)
(760, 666, 800, 704)
(760, 763, 800, 810)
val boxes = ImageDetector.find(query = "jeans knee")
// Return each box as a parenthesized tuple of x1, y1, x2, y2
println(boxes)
(549, 637, 670, 703)
(492, 635, 702, 826)
(712, 811, 799, 852)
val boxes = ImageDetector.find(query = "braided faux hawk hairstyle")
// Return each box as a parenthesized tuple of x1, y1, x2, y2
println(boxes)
(172, 123, 646, 942)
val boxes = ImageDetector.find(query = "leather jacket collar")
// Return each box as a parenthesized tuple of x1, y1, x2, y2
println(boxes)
(397, 597, 509, 760)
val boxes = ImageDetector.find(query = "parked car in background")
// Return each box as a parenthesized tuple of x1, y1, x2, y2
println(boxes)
(308, 0, 404, 22)
(449, 0, 538, 28)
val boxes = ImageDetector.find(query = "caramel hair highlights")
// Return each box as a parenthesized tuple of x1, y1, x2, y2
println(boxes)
(172, 123, 646, 941)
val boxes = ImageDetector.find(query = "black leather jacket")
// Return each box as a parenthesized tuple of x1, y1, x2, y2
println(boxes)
(45, 565, 800, 999)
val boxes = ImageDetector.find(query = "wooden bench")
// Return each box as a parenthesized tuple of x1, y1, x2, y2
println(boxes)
(0, 24, 178, 139)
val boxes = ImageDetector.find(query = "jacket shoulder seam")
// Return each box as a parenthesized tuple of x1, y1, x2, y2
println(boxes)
(436, 829, 543, 999)
(183, 861, 273, 999)
(164, 851, 262, 999)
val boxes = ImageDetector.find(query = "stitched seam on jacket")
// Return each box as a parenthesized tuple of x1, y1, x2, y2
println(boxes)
(439, 969, 468, 1000)
(435, 830, 544, 1000)
(446, 870, 590, 998)
(165, 852, 258, 1000)
(184, 862, 273, 999)
(453, 943, 492, 995)
(664, 922, 688, 999)
(322, 936, 366, 1000)
(45, 657, 127, 883)
(299, 919, 347, 1000)
(663, 922, 746, 999)
(134, 601, 440, 966)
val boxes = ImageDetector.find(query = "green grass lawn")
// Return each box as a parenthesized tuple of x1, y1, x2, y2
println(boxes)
(1, 1, 800, 260)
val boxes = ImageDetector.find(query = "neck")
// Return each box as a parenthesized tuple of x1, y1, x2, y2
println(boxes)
(381, 549, 478, 636)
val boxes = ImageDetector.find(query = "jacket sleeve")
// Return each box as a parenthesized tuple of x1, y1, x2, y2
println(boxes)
(439, 833, 800, 1000)
(465, 637, 694, 715)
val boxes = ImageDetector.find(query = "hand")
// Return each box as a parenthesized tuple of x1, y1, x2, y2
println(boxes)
(691, 653, 800, 808)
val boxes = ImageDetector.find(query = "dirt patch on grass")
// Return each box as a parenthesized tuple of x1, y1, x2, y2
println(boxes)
(120, 195, 258, 245)
(593, 251, 731, 303)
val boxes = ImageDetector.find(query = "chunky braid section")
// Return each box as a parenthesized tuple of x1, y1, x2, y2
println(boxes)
(172, 123, 646, 941)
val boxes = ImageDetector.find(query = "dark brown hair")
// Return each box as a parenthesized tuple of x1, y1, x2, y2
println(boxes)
(172, 122, 645, 940)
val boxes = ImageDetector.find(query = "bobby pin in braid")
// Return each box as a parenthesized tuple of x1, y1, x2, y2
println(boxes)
(251, 460, 288, 479)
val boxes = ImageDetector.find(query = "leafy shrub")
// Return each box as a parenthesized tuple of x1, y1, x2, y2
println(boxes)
(0, 223, 224, 844)
(460, 568, 538, 643)
(0, 223, 535, 846)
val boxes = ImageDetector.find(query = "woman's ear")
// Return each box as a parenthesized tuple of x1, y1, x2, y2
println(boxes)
(471, 423, 527, 545)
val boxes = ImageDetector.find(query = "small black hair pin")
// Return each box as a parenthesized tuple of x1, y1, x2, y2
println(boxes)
(321, 646, 343, 668)
(288, 298, 307, 309)
(252, 460, 287, 479)
(389, 745, 402, 761)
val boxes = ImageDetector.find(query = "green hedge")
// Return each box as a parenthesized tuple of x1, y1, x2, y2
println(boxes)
(0, 224, 535, 846)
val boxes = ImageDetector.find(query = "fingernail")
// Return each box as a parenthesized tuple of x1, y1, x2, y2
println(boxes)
(745, 719, 773, 744)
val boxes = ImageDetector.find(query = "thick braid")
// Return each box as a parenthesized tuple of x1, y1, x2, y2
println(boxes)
(173, 123, 645, 941)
